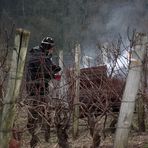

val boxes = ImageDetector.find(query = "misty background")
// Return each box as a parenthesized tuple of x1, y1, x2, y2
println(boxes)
(0, 0, 148, 57)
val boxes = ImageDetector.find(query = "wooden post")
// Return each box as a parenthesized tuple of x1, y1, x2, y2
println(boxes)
(0, 28, 30, 148)
(59, 50, 64, 99)
(114, 33, 147, 148)
(73, 44, 80, 139)
(0, 75, 5, 129)
(137, 53, 147, 132)
(102, 42, 108, 65)
(137, 93, 145, 132)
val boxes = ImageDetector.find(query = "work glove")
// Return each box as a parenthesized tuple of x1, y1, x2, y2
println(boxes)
(52, 65, 61, 74)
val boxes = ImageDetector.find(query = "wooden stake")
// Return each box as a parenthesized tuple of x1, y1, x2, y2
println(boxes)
(59, 50, 64, 99)
(0, 28, 30, 148)
(114, 33, 148, 148)
(73, 43, 80, 139)
(137, 53, 147, 132)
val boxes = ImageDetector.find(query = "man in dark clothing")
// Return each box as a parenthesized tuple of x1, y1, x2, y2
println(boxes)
(26, 36, 61, 96)
(26, 37, 61, 148)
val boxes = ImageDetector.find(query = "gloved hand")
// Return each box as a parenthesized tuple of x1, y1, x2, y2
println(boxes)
(54, 74, 61, 81)
(52, 65, 61, 74)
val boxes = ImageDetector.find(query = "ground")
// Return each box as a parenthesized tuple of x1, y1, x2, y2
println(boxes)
(15, 106, 148, 148)
(20, 130, 148, 148)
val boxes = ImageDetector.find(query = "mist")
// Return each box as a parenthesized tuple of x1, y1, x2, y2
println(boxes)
(78, 0, 148, 58)
(0, 0, 147, 54)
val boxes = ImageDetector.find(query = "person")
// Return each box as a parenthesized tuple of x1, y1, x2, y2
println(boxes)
(25, 36, 61, 147)
(26, 36, 61, 96)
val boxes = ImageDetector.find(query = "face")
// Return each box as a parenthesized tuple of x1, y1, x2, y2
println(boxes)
(48, 47, 54, 54)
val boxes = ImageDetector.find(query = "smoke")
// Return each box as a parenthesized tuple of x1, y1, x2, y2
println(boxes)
(2, 0, 147, 56)
(81, 0, 148, 57)
(106, 0, 147, 37)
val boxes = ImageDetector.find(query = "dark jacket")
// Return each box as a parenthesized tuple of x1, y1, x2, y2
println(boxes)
(26, 46, 61, 96)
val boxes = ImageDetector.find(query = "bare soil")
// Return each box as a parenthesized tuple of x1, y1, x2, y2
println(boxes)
(20, 127, 148, 148)
(15, 106, 148, 148)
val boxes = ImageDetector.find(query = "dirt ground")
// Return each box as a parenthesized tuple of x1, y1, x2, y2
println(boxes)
(15, 106, 148, 148)
(20, 130, 148, 148)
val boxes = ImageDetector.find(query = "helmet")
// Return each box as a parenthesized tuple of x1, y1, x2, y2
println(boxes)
(40, 36, 55, 50)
